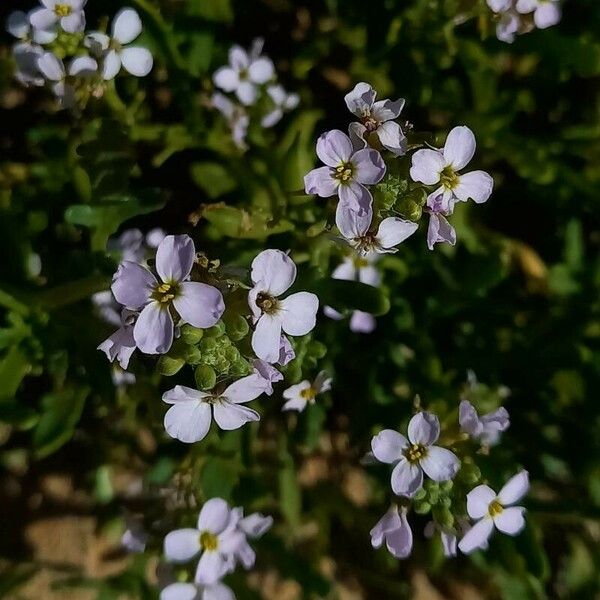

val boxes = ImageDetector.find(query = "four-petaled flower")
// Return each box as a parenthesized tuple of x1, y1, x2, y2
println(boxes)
(371, 411, 460, 497)
(458, 470, 529, 554)
(261, 84, 300, 127)
(30, 0, 86, 34)
(162, 373, 269, 443)
(248, 249, 319, 363)
(97, 308, 137, 370)
(111, 235, 225, 354)
(304, 129, 386, 215)
(370, 505, 413, 559)
(459, 400, 510, 446)
(345, 82, 407, 156)
(425, 192, 457, 250)
(516, 0, 561, 29)
(410, 126, 493, 212)
(282, 371, 332, 413)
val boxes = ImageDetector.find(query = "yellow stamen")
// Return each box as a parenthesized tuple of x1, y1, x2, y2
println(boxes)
(488, 500, 503, 518)
(440, 165, 459, 190)
(300, 386, 316, 402)
(54, 3, 72, 17)
(334, 163, 353, 182)
(405, 443, 427, 463)
(199, 531, 218, 552)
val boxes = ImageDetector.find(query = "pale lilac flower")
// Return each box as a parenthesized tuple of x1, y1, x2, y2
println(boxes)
(227, 507, 273, 569)
(370, 505, 413, 559)
(121, 516, 148, 553)
(111, 235, 225, 355)
(425, 193, 456, 250)
(12, 43, 45, 87)
(252, 359, 283, 395)
(30, 0, 86, 34)
(212, 92, 249, 150)
(487, 0, 512, 10)
(410, 126, 493, 212)
(162, 373, 267, 443)
(213, 40, 274, 106)
(97, 309, 137, 369)
(304, 130, 385, 215)
(146, 227, 166, 248)
(516, 0, 561, 28)
(336, 205, 418, 254)
(84, 8, 153, 79)
(248, 250, 318, 363)
(282, 371, 332, 413)
(424, 521, 457, 557)
(160, 583, 235, 600)
(7, 10, 57, 45)
(459, 400, 510, 446)
(324, 306, 376, 333)
(261, 84, 299, 127)
(458, 471, 529, 554)
(371, 411, 460, 497)
(345, 82, 407, 156)
(278, 335, 295, 365)
(164, 498, 244, 586)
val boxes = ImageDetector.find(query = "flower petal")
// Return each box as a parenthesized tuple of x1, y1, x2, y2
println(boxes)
(350, 311, 376, 333)
(97, 326, 136, 370)
(37, 51, 64, 81)
(391, 458, 423, 497)
(102, 49, 121, 80)
(212, 400, 260, 431)
(68, 56, 97, 77)
(61, 11, 85, 33)
(198, 498, 231, 533)
(344, 82, 376, 117)
(236, 81, 257, 105)
(498, 470, 529, 505)
(223, 372, 267, 403)
(304, 166, 337, 197)
(250, 249, 297, 295)
(457, 518, 494, 554)
(370, 506, 401, 548)
(163, 385, 210, 404)
(420, 446, 460, 482)
(121, 46, 153, 77)
(466, 484, 496, 519)
(376, 120, 407, 156)
(453, 171, 494, 204)
(410, 149, 445, 185)
(335, 204, 372, 240)
(213, 66, 239, 92)
(203, 583, 235, 600)
(248, 57, 274, 84)
(375, 217, 418, 251)
(156, 235, 195, 283)
(443, 126, 476, 170)
(534, 3, 561, 28)
(353, 148, 386, 185)
(29, 8, 57, 31)
(174, 282, 225, 329)
(195, 551, 229, 586)
(371, 429, 407, 463)
(316, 130, 354, 167)
(371, 97, 405, 122)
(280, 292, 319, 336)
(386, 508, 413, 558)
(164, 528, 201, 562)
(408, 411, 440, 445)
(133, 302, 174, 354)
(164, 399, 212, 444)
(338, 181, 373, 215)
(111, 261, 155, 309)
(229, 45, 249, 70)
(494, 506, 526, 535)
(112, 8, 142, 44)
(459, 400, 482, 437)
(160, 583, 198, 600)
(7, 11, 29, 39)
(252, 314, 283, 362)
(426, 212, 456, 250)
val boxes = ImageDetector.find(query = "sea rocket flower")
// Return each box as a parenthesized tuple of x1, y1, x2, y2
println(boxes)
(111, 235, 225, 354)
(7, 10, 57, 45)
(213, 40, 274, 106)
(37, 52, 97, 108)
(336, 206, 418, 255)
(516, 0, 561, 28)
(410, 126, 493, 212)
(425, 192, 456, 250)
(459, 400, 510, 446)
(261, 84, 300, 127)
(164, 498, 244, 585)
(424, 521, 457, 557)
(212, 92, 249, 150)
(304, 130, 385, 215)
(162, 373, 268, 443)
(458, 471, 529, 554)
(252, 359, 283, 395)
(248, 250, 319, 363)
(160, 582, 235, 600)
(345, 82, 407, 156)
(30, 0, 86, 34)
(370, 505, 413, 559)
(85, 8, 153, 79)
(371, 411, 460, 497)
(282, 371, 332, 413)
(97, 309, 137, 370)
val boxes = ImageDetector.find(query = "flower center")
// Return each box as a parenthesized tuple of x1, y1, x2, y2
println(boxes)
(239, 68, 248, 81)
(199, 530, 219, 552)
(354, 233, 378, 254)
(353, 256, 369, 268)
(333, 162, 354, 183)
(152, 282, 178, 304)
(488, 500, 504, 517)
(361, 115, 379, 132)
(440, 166, 459, 190)
(405, 443, 427, 463)
(54, 3, 72, 17)
(300, 386, 316, 402)
(256, 292, 279, 315)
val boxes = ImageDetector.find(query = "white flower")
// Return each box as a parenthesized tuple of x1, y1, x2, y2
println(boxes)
(370, 505, 413, 559)
(458, 471, 529, 554)
(410, 126, 493, 213)
(345, 82, 407, 156)
(160, 582, 235, 600)
(37, 51, 97, 108)
(516, 0, 561, 29)
(227, 507, 273, 569)
(371, 411, 460, 497)
(7, 10, 57, 45)
(459, 400, 510, 446)
(424, 521, 457, 557)
(85, 8, 153, 79)
(248, 250, 319, 363)
(252, 359, 283, 395)
(12, 43, 45, 88)
(261, 84, 299, 127)
(213, 39, 275, 106)
(336, 206, 418, 255)
(164, 498, 244, 586)
(162, 373, 268, 443)
(30, 0, 86, 34)
(212, 92, 249, 150)
(282, 371, 332, 413)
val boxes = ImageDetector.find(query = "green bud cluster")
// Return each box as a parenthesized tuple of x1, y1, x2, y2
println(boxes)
(413, 480, 454, 527)
(51, 32, 85, 59)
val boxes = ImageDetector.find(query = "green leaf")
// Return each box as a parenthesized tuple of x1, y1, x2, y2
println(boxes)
(312, 279, 391, 316)
(0, 346, 31, 403)
(190, 162, 237, 199)
(201, 457, 239, 501)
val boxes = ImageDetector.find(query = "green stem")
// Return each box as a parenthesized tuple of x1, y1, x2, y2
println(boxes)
(0, 288, 30, 316)
(34, 274, 111, 311)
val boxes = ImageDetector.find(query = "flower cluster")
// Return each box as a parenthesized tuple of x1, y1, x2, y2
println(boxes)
(369, 393, 527, 559)
(486, 0, 562, 43)
(7, 2, 153, 109)
(211, 39, 299, 150)
(162, 498, 272, 599)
